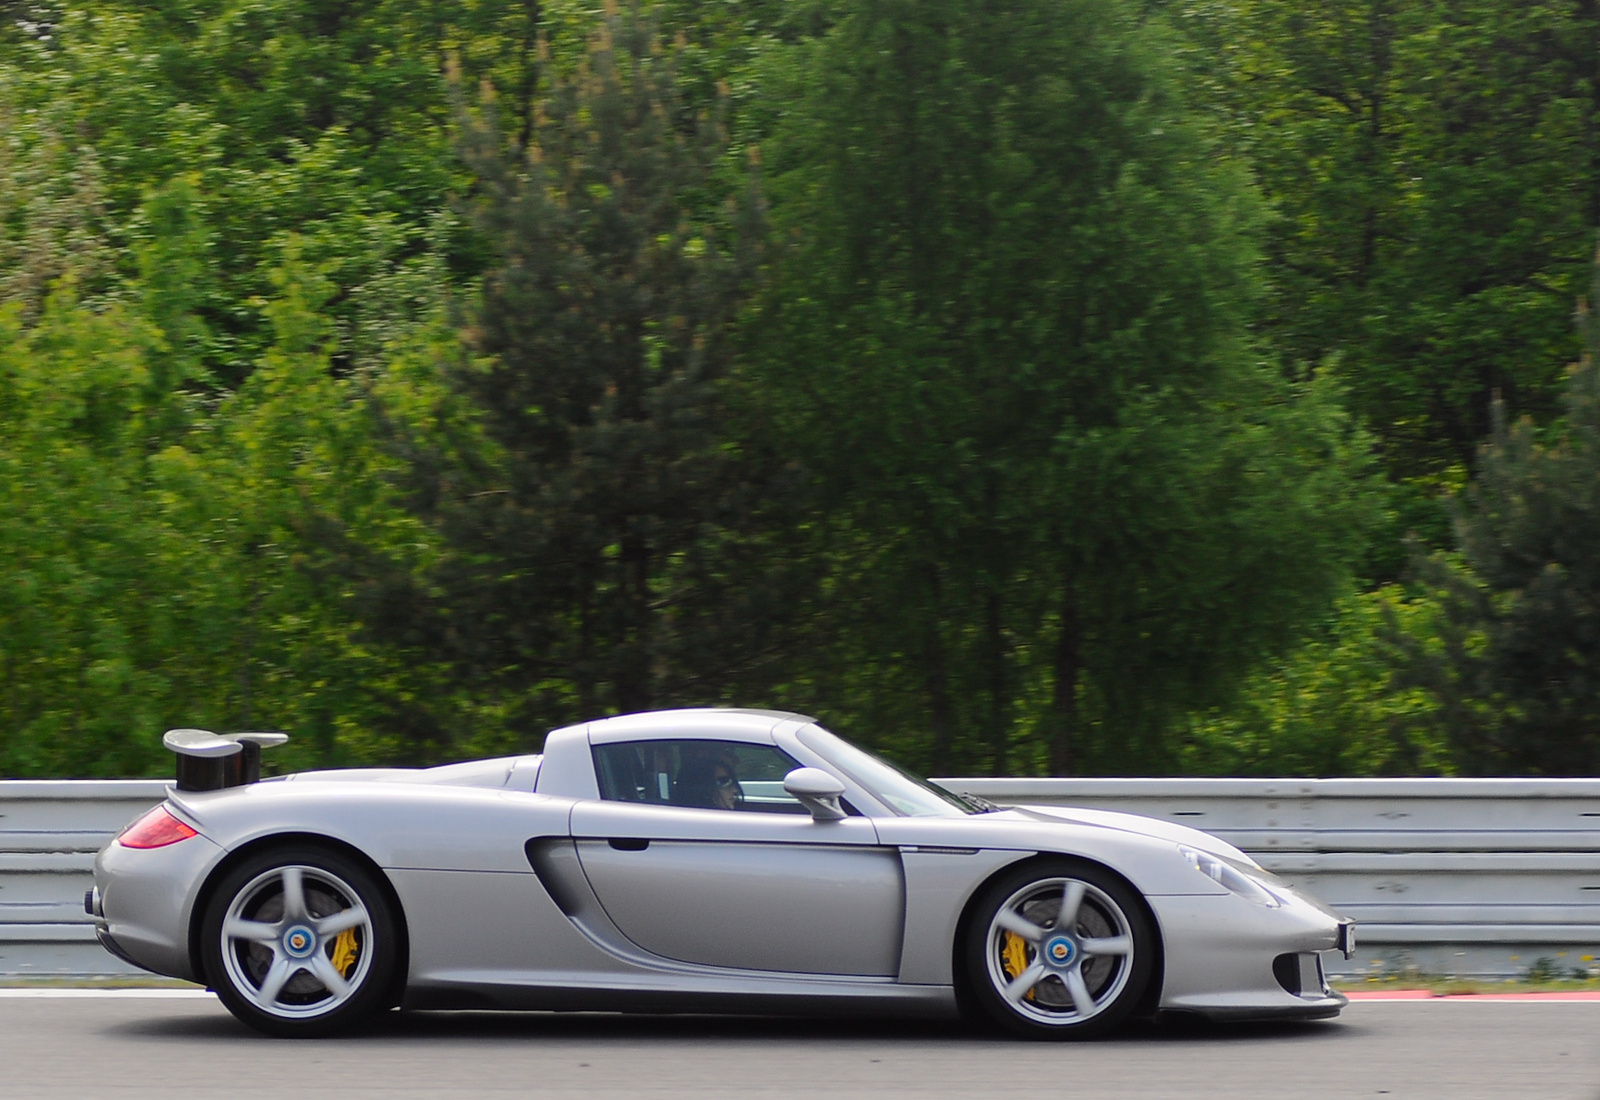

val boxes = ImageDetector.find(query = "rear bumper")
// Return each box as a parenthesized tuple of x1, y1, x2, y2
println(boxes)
(94, 925, 146, 971)
(94, 830, 226, 982)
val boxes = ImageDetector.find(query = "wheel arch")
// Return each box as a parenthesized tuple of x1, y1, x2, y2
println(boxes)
(188, 832, 411, 1008)
(949, 851, 1165, 1021)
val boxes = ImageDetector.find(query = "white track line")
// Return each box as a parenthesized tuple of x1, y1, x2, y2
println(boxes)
(0, 988, 213, 998)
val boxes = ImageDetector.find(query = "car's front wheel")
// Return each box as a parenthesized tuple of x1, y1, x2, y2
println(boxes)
(200, 846, 398, 1037)
(962, 859, 1155, 1039)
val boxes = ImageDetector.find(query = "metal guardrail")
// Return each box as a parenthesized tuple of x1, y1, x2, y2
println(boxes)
(5, 777, 1600, 978)
(936, 777, 1600, 979)
(0, 781, 168, 977)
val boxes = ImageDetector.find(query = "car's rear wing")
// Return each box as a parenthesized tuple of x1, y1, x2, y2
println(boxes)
(163, 728, 289, 791)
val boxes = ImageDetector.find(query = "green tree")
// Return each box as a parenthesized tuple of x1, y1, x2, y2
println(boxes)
(1178, 587, 1453, 776)
(0, 1, 560, 386)
(403, 7, 770, 736)
(0, 284, 172, 776)
(1402, 283, 1600, 774)
(1176, 0, 1600, 542)
(0, 98, 111, 319)
(0, 0, 552, 773)
(0, 242, 453, 776)
(748, 0, 1375, 775)
(0, 0, 796, 774)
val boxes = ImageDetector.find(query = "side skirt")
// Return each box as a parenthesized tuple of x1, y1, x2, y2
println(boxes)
(401, 976, 959, 1018)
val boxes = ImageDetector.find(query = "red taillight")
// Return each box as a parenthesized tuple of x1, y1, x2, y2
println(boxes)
(118, 805, 199, 849)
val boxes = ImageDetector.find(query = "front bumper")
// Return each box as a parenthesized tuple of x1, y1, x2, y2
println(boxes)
(1151, 887, 1352, 1021)
(1170, 993, 1348, 1023)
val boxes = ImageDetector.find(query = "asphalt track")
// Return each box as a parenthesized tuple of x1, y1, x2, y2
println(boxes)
(1, 992, 1596, 1100)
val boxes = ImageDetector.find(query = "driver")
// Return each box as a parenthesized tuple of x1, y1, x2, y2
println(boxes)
(676, 750, 744, 810)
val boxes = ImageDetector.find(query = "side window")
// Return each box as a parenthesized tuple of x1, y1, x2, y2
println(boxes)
(592, 739, 809, 814)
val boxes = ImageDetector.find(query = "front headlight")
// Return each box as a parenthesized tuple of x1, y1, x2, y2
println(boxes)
(1180, 846, 1282, 908)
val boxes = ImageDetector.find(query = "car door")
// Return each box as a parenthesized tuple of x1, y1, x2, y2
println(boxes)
(569, 738, 905, 976)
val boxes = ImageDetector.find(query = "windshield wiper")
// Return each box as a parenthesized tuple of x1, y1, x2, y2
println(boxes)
(924, 778, 1002, 814)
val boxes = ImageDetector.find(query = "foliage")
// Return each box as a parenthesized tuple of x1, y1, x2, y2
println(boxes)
(744, 0, 1376, 775)
(0, 1, 556, 384)
(1172, 0, 1600, 572)
(1400, 293, 1600, 774)
(1178, 587, 1453, 776)
(7, 0, 1600, 778)
(382, 6, 775, 744)
(0, 98, 111, 319)
(0, 243, 449, 776)
(0, 0, 511, 773)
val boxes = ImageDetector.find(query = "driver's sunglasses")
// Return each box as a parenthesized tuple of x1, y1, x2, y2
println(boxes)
(713, 773, 736, 788)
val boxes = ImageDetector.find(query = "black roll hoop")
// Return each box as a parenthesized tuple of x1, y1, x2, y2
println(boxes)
(164, 728, 290, 791)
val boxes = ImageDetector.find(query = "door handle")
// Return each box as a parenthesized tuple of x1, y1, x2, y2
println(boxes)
(607, 837, 650, 851)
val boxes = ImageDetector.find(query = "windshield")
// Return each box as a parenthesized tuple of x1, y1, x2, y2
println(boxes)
(796, 725, 975, 817)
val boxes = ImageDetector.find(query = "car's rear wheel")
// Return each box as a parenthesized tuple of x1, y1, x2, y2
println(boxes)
(200, 847, 397, 1037)
(962, 859, 1155, 1039)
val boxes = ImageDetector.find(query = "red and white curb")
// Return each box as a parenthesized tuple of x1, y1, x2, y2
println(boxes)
(1345, 989, 1600, 1002)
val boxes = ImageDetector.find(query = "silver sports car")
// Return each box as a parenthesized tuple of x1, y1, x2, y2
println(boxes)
(91, 708, 1353, 1038)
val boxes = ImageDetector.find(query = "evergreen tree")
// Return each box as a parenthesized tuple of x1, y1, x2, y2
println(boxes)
(419, 7, 769, 734)
(1405, 271, 1600, 773)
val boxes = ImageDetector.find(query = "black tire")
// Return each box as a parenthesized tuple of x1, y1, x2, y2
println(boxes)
(200, 846, 398, 1037)
(961, 858, 1155, 1039)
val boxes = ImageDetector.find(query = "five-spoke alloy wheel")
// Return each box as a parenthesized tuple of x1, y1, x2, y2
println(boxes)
(963, 859, 1154, 1038)
(201, 847, 397, 1037)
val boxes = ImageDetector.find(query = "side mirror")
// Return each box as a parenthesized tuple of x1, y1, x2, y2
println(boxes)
(783, 767, 848, 822)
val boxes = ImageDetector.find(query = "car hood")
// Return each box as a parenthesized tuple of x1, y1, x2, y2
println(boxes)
(1000, 803, 1259, 866)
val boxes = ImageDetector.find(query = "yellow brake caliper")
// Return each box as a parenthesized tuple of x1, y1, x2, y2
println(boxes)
(330, 928, 359, 977)
(1001, 930, 1035, 1001)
